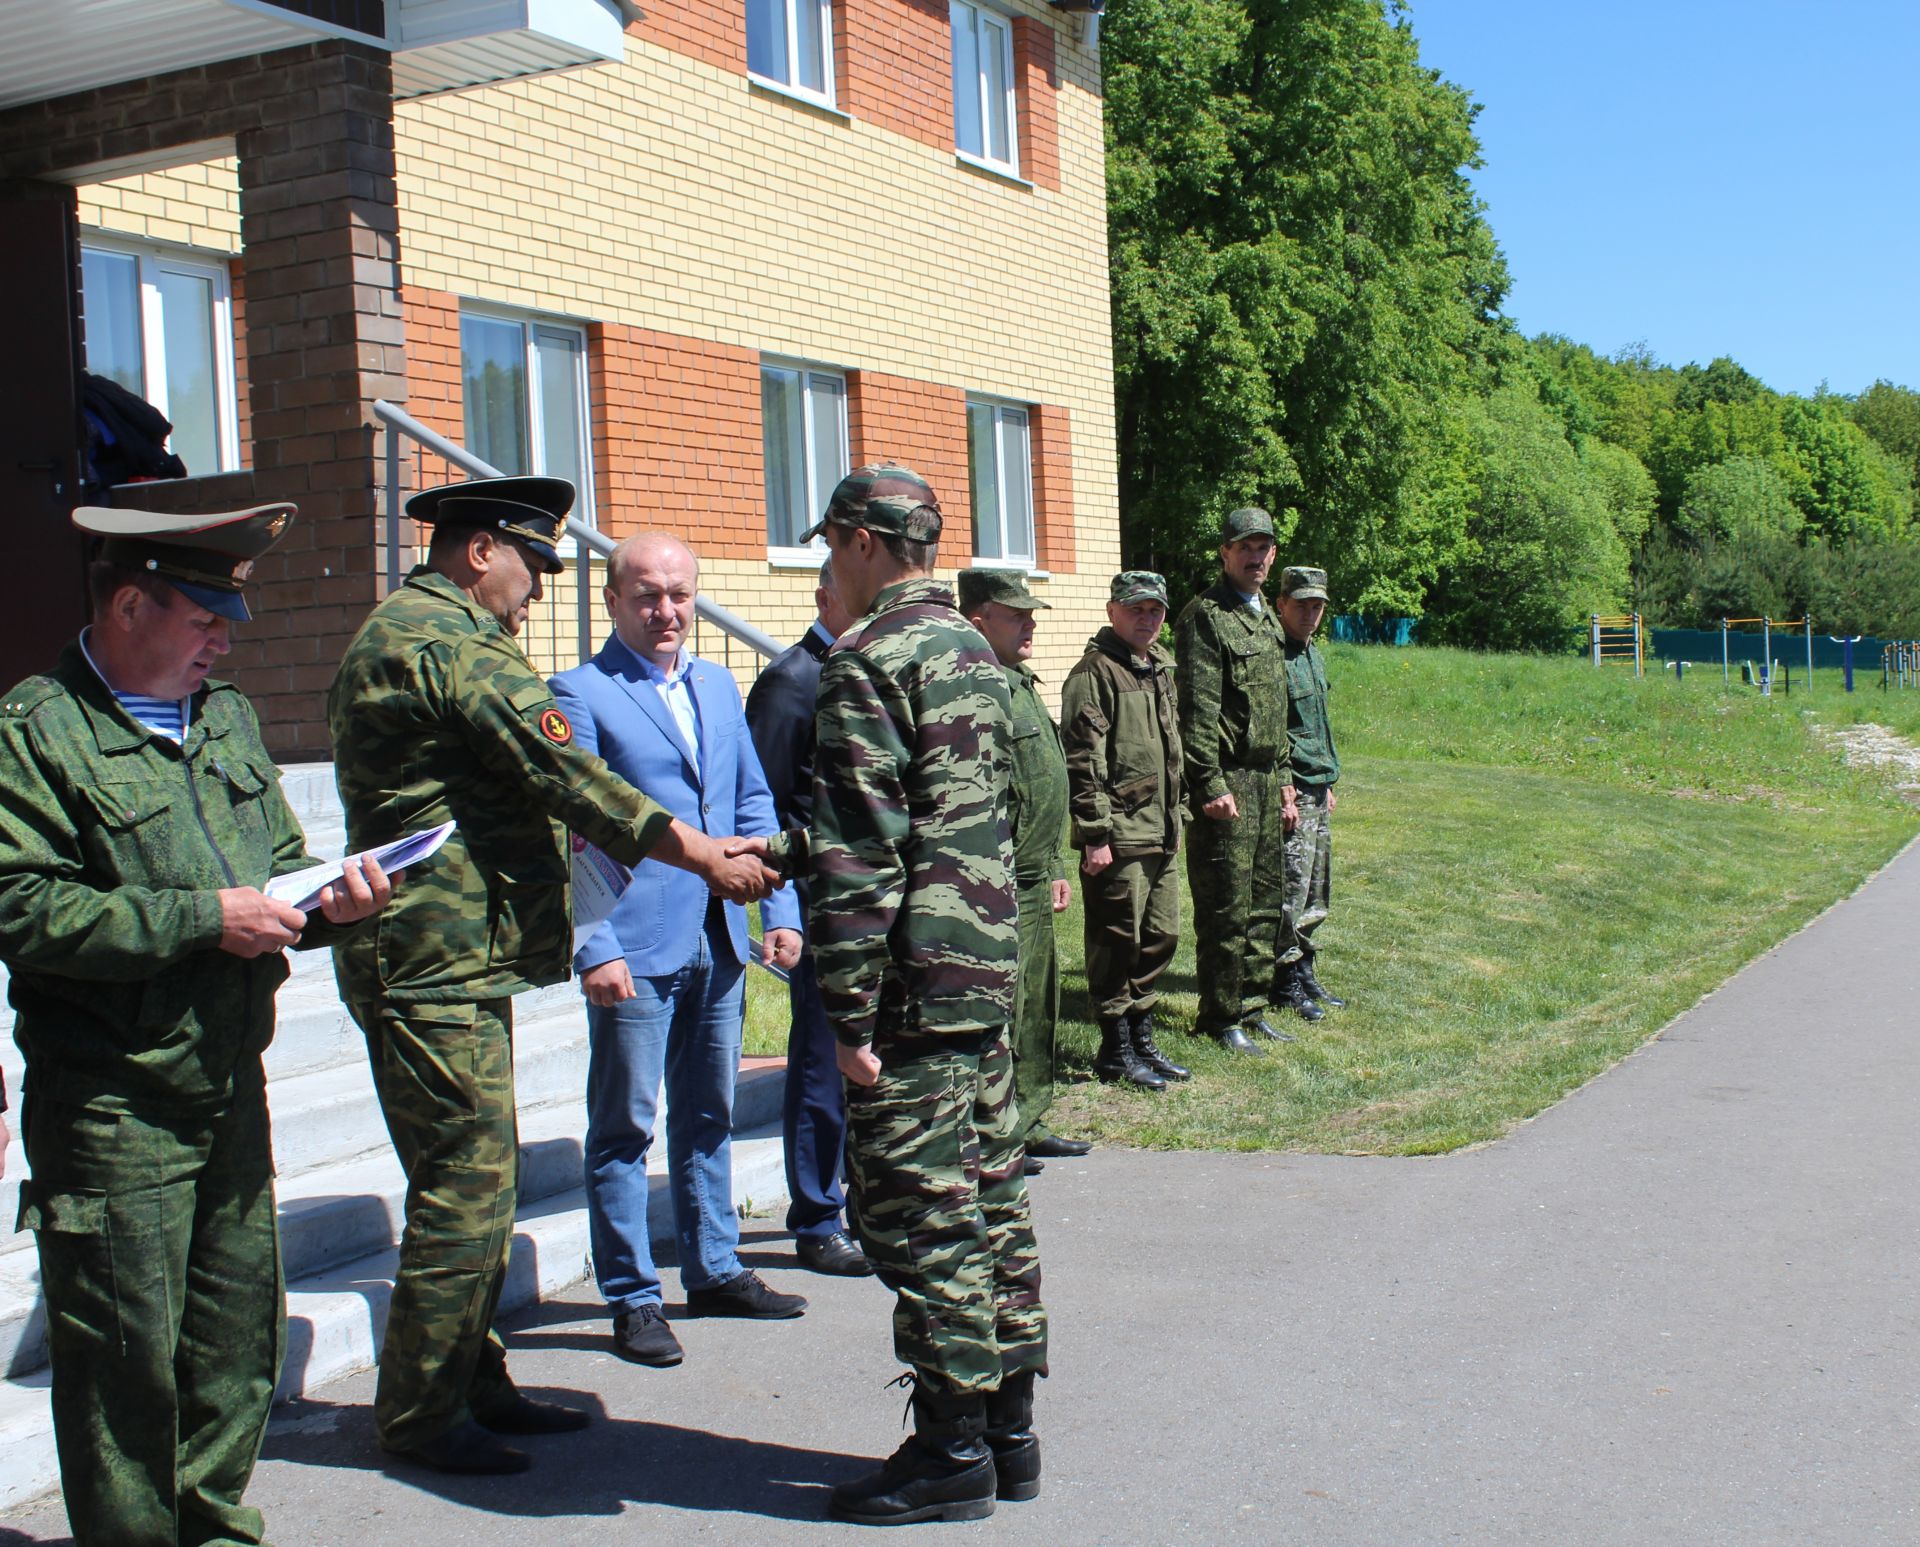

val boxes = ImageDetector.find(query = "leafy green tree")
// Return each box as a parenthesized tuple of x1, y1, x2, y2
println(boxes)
(1849, 380, 1920, 492)
(1673, 456, 1803, 542)
(1774, 397, 1912, 540)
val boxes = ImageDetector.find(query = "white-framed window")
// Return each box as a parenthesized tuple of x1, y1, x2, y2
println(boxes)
(748, 0, 836, 104)
(80, 239, 242, 477)
(762, 360, 850, 555)
(967, 398, 1034, 565)
(950, 0, 1017, 174)
(460, 308, 596, 527)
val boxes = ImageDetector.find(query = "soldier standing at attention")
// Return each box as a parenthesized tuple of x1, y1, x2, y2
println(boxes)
(802, 467, 1046, 1525)
(1275, 565, 1345, 1014)
(958, 567, 1089, 1173)
(1175, 508, 1299, 1054)
(0, 504, 393, 1547)
(328, 475, 776, 1475)
(1060, 571, 1190, 1089)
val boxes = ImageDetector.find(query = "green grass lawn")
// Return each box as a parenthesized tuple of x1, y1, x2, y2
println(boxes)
(745, 644, 1920, 1155)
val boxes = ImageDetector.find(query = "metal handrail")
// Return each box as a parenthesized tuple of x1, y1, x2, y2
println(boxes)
(371, 399, 782, 660)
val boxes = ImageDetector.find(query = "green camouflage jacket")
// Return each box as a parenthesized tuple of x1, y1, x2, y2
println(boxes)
(808, 575, 1017, 1048)
(1174, 580, 1291, 803)
(1004, 665, 1067, 889)
(328, 567, 674, 1005)
(1060, 627, 1185, 856)
(0, 642, 350, 1114)
(1283, 635, 1340, 786)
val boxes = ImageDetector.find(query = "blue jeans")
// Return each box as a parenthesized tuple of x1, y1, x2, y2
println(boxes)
(583, 917, 745, 1310)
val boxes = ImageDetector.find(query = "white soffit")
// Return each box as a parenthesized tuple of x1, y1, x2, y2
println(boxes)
(389, 0, 628, 100)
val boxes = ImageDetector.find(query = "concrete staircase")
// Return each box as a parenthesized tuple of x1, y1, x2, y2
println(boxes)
(0, 764, 791, 1511)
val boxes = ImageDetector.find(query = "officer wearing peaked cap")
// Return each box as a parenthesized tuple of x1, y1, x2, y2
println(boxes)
(0, 503, 394, 1546)
(327, 474, 784, 1474)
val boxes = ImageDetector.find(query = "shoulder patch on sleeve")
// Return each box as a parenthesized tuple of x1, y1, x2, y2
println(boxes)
(539, 707, 574, 745)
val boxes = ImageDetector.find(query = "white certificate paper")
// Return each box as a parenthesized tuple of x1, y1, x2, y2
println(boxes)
(265, 820, 456, 913)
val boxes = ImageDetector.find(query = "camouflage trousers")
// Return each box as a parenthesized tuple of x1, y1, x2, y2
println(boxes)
(1186, 764, 1290, 1035)
(844, 1026, 1047, 1393)
(1278, 782, 1333, 968)
(351, 997, 520, 1451)
(1081, 850, 1180, 1021)
(1012, 877, 1059, 1143)
(17, 1077, 283, 1547)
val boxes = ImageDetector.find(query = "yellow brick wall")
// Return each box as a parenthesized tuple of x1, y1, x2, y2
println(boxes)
(75, 158, 244, 252)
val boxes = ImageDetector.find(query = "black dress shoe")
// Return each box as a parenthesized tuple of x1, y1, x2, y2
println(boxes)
(1023, 1156, 1045, 1175)
(1027, 1134, 1092, 1158)
(1215, 1024, 1266, 1055)
(612, 1303, 684, 1366)
(1249, 1017, 1299, 1042)
(796, 1230, 876, 1277)
(391, 1417, 531, 1475)
(473, 1394, 591, 1435)
(686, 1269, 808, 1319)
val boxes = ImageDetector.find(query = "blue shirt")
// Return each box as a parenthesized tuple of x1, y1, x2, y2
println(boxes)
(612, 632, 700, 768)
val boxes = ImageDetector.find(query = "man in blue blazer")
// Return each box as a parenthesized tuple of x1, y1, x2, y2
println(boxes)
(745, 560, 875, 1277)
(551, 533, 806, 1369)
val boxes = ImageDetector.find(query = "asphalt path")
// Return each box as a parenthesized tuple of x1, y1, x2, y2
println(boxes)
(5, 842, 1916, 1546)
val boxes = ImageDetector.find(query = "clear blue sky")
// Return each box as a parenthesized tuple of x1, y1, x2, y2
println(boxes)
(1404, 1, 1920, 398)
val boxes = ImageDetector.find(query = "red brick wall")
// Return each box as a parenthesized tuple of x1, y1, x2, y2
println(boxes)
(1011, 17, 1060, 192)
(1029, 401, 1074, 573)
(590, 323, 765, 558)
(628, 2, 746, 75)
(840, 0, 954, 153)
(402, 286, 464, 444)
(846, 370, 969, 531)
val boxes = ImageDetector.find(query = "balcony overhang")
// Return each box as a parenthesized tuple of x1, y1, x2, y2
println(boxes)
(0, 0, 635, 114)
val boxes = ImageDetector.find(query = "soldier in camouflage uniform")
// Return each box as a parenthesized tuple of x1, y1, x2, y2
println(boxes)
(1175, 508, 1299, 1054)
(1061, 571, 1190, 1088)
(799, 467, 1046, 1525)
(1276, 565, 1345, 1013)
(958, 567, 1090, 1171)
(0, 504, 393, 1547)
(328, 476, 776, 1475)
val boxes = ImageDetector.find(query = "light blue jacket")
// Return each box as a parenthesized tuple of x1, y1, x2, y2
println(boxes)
(551, 637, 799, 978)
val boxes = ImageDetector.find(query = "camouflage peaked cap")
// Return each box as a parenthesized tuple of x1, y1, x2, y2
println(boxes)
(958, 568, 1050, 613)
(74, 502, 297, 622)
(799, 464, 944, 544)
(1109, 570, 1169, 607)
(1281, 565, 1329, 601)
(1221, 507, 1276, 543)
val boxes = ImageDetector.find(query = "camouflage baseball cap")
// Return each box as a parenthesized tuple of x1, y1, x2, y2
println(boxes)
(74, 501, 296, 622)
(799, 464, 944, 545)
(958, 567, 1050, 613)
(1109, 570, 1169, 607)
(1221, 507, 1276, 542)
(1280, 565, 1329, 600)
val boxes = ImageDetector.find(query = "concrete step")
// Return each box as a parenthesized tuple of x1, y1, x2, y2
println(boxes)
(0, 1065, 785, 1381)
(0, 1114, 792, 1512)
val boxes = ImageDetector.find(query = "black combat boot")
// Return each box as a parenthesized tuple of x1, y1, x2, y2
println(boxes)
(1296, 957, 1345, 1008)
(1093, 1015, 1165, 1091)
(983, 1369, 1041, 1502)
(1276, 964, 1326, 1023)
(829, 1377, 997, 1525)
(1127, 1010, 1190, 1082)
(1215, 1023, 1266, 1055)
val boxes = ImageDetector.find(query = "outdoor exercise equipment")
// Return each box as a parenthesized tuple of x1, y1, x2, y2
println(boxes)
(1590, 613, 1643, 675)
(1721, 616, 1814, 693)
(1830, 635, 1862, 693)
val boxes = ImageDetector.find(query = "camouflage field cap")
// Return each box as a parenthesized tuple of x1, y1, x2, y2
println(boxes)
(1221, 507, 1276, 543)
(1281, 565, 1330, 601)
(407, 475, 574, 575)
(74, 501, 296, 622)
(1109, 570, 1170, 607)
(958, 567, 1050, 613)
(799, 464, 944, 545)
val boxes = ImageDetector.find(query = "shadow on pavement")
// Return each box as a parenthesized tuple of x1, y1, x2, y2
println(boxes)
(260, 1393, 863, 1522)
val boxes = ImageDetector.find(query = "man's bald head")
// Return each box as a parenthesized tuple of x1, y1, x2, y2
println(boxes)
(605, 532, 700, 668)
(610, 531, 698, 593)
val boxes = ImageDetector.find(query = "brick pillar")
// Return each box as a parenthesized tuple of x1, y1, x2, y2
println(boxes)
(229, 42, 404, 756)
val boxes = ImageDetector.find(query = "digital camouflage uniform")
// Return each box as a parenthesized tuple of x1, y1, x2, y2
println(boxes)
(1002, 663, 1069, 1147)
(0, 645, 351, 1546)
(1061, 624, 1184, 1022)
(1279, 631, 1339, 970)
(1175, 580, 1292, 1037)
(328, 565, 674, 1452)
(809, 575, 1046, 1395)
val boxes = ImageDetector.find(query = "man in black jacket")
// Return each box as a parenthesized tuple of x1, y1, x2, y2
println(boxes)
(744, 560, 875, 1276)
